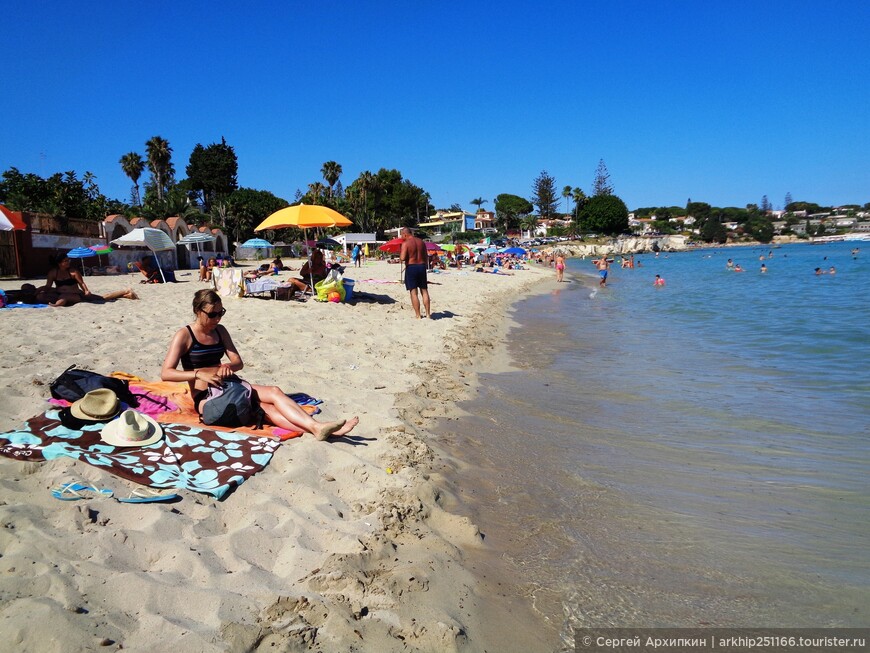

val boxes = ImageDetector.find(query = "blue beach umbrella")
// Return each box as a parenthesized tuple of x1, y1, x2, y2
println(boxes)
(68, 247, 96, 258)
(482, 246, 498, 255)
(241, 238, 273, 249)
(239, 237, 273, 262)
(68, 247, 96, 275)
(502, 247, 527, 256)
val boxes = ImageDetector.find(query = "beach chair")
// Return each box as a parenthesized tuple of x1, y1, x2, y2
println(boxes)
(243, 277, 281, 298)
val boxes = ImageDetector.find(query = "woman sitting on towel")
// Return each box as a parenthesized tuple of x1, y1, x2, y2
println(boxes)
(161, 289, 359, 440)
(38, 253, 139, 307)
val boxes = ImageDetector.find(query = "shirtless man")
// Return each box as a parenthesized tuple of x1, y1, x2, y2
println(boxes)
(400, 227, 432, 319)
(555, 253, 565, 282)
(594, 255, 611, 286)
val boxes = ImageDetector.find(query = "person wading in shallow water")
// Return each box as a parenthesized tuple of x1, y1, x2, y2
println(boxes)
(400, 227, 432, 319)
(555, 253, 566, 282)
(594, 255, 611, 286)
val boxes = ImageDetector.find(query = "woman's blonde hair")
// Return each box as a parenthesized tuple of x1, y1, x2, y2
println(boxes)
(193, 289, 221, 314)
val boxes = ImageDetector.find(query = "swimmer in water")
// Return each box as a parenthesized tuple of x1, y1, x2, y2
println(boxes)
(653, 274, 665, 287)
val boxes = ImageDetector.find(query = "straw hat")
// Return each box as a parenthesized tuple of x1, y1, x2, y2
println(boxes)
(100, 410, 163, 447)
(70, 389, 122, 421)
(59, 389, 123, 429)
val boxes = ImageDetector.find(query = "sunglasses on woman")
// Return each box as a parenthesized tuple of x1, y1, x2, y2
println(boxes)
(204, 308, 226, 319)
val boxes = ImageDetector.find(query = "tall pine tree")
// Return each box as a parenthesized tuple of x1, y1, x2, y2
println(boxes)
(531, 170, 559, 219)
(592, 159, 613, 196)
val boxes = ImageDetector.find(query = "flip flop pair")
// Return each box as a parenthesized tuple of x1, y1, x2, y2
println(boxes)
(51, 483, 179, 503)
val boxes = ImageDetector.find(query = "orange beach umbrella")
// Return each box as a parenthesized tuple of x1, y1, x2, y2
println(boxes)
(254, 203, 352, 231)
(255, 204, 353, 293)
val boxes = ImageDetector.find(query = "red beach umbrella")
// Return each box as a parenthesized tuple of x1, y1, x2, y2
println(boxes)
(379, 238, 404, 254)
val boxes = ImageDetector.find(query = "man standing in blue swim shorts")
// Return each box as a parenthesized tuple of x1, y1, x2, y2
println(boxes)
(400, 227, 432, 319)
(595, 255, 611, 286)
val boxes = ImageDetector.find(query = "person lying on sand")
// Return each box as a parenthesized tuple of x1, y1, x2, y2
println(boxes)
(38, 253, 138, 307)
(161, 289, 358, 440)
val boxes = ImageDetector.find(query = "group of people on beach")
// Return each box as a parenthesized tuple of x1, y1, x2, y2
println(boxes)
(549, 251, 666, 287)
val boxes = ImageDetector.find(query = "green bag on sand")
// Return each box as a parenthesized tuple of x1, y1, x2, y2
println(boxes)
(314, 278, 346, 302)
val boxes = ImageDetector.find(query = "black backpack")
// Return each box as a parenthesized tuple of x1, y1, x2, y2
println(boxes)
(50, 365, 139, 407)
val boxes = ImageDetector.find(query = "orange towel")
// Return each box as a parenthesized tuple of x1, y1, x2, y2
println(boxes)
(111, 374, 307, 440)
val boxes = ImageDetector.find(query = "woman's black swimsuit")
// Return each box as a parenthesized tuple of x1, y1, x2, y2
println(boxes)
(181, 325, 226, 412)
(181, 325, 226, 370)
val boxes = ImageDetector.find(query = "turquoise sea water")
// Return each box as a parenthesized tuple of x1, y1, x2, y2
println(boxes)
(436, 241, 869, 647)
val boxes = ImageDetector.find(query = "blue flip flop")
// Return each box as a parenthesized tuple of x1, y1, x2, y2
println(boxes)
(116, 488, 180, 504)
(51, 483, 114, 501)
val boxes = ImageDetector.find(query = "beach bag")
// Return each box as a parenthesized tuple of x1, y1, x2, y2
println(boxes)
(200, 377, 263, 428)
(50, 365, 139, 407)
(314, 269, 346, 302)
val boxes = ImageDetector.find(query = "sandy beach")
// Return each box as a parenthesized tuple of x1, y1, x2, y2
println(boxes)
(0, 259, 557, 652)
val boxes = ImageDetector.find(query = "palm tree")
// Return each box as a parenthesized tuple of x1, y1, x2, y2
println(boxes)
(562, 185, 573, 216)
(307, 182, 327, 204)
(521, 214, 539, 239)
(358, 170, 376, 231)
(120, 152, 145, 206)
(145, 136, 172, 202)
(572, 187, 587, 217)
(470, 197, 487, 212)
(321, 161, 343, 198)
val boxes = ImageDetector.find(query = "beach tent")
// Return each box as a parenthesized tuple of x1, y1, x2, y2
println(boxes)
(111, 228, 175, 283)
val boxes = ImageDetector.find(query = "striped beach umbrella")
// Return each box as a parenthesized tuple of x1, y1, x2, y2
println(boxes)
(68, 247, 96, 276)
(89, 244, 113, 266)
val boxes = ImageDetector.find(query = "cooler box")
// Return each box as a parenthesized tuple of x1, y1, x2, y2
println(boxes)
(343, 278, 355, 302)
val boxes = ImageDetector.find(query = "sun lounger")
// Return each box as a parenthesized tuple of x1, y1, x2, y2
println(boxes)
(244, 277, 281, 298)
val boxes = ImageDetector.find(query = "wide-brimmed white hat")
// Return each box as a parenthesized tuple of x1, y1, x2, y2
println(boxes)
(100, 410, 163, 447)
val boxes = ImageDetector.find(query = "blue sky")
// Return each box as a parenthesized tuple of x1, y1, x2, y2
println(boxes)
(2, 1, 868, 213)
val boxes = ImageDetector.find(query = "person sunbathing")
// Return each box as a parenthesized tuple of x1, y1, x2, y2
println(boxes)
(38, 253, 138, 307)
(161, 289, 359, 439)
(244, 259, 284, 280)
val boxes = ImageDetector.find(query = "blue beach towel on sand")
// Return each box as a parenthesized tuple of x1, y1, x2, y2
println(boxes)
(0, 408, 282, 499)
